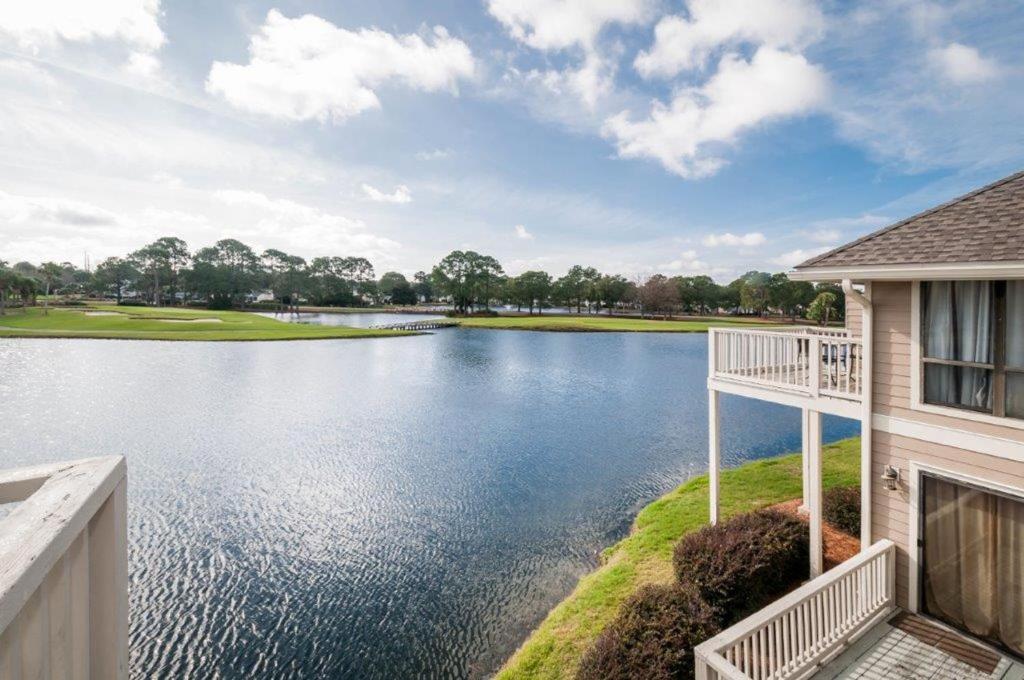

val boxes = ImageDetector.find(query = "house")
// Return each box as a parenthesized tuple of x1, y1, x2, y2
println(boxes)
(697, 170, 1024, 680)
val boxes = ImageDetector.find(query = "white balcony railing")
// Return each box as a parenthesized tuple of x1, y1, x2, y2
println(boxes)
(709, 327, 863, 402)
(0, 457, 128, 678)
(694, 539, 896, 680)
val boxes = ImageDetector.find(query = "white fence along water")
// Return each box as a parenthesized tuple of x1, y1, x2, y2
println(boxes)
(694, 539, 896, 680)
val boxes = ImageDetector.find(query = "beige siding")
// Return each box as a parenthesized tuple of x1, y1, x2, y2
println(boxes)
(845, 293, 862, 338)
(871, 281, 1024, 443)
(868, 280, 1024, 608)
(870, 431, 1024, 608)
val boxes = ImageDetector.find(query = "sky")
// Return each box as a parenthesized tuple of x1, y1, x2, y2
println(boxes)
(0, 0, 1022, 282)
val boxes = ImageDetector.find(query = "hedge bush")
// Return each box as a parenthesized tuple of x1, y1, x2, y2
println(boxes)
(673, 509, 808, 623)
(824, 486, 861, 537)
(576, 584, 719, 680)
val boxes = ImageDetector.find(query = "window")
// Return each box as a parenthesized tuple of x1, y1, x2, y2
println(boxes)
(920, 473, 1024, 657)
(921, 280, 1024, 419)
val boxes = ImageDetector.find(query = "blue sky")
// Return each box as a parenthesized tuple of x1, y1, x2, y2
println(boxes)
(1, 0, 1022, 281)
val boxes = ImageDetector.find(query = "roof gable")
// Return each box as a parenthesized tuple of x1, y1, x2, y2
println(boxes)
(796, 170, 1024, 270)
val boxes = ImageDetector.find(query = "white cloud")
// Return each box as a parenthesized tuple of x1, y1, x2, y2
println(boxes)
(213, 189, 401, 261)
(0, 0, 165, 52)
(603, 47, 828, 178)
(487, 0, 655, 51)
(124, 51, 161, 79)
(659, 249, 707, 274)
(635, 0, 824, 79)
(701, 231, 766, 247)
(771, 246, 833, 268)
(514, 224, 534, 240)
(206, 11, 475, 123)
(0, 190, 120, 228)
(0, 190, 143, 263)
(929, 42, 999, 85)
(361, 183, 412, 204)
(505, 50, 617, 111)
(416, 148, 453, 161)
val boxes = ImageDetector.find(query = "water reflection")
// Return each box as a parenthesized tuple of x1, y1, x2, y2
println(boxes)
(0, 325, 856, 678)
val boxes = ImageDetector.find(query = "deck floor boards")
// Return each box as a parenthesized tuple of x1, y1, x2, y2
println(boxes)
(815, 612, 1023, 680)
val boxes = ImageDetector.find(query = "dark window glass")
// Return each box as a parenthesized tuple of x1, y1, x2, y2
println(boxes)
(924, 363, 993, 412)
(921, 281, 994, 363)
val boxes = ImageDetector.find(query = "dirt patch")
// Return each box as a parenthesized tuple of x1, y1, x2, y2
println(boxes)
(771, 498, 860, 571)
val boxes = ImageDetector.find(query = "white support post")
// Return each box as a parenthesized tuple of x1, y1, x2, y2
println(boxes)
(709, 388, 720, 525)
(808, 409, 823, 577)
(800, 408, 811, 513)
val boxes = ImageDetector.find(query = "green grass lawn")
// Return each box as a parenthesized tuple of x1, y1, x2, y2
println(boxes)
(456, 314, 784, 333)
(496, 437, 861, 680)
(0, 304, 411, 341)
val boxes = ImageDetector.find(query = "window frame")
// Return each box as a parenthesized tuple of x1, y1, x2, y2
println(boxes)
(911, 280, 1024, 427)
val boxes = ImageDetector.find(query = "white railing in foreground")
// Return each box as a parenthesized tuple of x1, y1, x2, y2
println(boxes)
(0, 457, 128, 679)
(709, 327, 863, 401)
(694, 539, 895, 680)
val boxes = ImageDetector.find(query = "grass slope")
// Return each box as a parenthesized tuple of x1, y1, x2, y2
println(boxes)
(496, 437, 861, 680)
(0, 305, 411, 341)
(456, 315, 782, 333)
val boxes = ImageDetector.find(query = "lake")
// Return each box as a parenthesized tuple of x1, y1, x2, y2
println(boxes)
(0, 319, 857, 678)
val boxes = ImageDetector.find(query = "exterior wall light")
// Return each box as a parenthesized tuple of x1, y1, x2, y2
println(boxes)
(881, 465, 901, 491)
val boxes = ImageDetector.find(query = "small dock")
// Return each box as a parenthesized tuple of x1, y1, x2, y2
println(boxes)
(370, 319, 459, 331)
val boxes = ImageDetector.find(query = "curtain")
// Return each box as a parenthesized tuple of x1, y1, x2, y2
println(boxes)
(1008, 282, 1024, 369)
(923, 475, 1024, 655)
(922, 281, 993, 410)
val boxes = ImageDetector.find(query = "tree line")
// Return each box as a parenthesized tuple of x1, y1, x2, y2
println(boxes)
(0, 238, 845, 323)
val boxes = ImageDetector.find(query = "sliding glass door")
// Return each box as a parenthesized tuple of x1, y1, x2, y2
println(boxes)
(921, 473, 1024, 657)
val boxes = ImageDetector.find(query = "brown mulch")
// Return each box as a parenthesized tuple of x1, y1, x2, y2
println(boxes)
(771, 499, 861, 571)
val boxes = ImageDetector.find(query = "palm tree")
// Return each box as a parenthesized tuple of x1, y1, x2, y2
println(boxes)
(38, 262, 63, 316)
(16, 275, 35, 311)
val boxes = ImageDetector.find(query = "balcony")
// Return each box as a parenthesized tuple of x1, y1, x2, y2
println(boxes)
(694, 540, 1023, 680)
(708, 327, 863, 418)
(0, 457, 128, 678)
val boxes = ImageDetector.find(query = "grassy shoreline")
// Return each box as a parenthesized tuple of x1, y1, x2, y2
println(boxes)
(456, 315, 782, 333)
(496, 437, 860, 680)
(0, 305, 411, 341)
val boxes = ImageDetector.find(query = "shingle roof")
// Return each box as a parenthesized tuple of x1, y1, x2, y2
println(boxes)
(796, 170, 1024, 270)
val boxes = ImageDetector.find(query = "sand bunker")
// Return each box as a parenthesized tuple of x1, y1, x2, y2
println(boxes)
(157, 318, 224, 324)
(84, 311, 125, 316)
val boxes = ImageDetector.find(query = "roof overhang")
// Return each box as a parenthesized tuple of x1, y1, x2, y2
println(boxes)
(789, 261, 1024, 282)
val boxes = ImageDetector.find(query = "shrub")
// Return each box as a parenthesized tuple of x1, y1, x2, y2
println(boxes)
(824, 486, 861, 537)
(673, 509, 808, 623)
(576, 584, 719, 680)
(206, 295, 233, 310)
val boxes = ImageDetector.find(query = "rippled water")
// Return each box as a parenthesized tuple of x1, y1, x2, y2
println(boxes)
(0, 322, 856, 678)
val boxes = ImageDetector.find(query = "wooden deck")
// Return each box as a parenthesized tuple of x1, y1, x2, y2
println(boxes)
(816, 612, 1024, 680)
